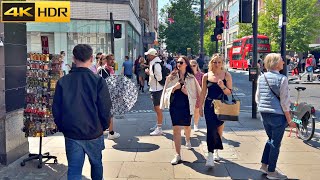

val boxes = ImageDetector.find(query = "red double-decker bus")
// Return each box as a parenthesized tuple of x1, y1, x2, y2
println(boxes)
(229, 35, 271, 70)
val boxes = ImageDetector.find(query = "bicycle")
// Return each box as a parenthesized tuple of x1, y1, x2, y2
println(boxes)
(289, 87, 316, 141)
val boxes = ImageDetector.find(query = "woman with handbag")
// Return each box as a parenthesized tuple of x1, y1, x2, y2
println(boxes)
(190, 60, 204, 132)
(199, 54, 233, 167)
(256, 53, 296, 179)
(160, 56, 201, 165)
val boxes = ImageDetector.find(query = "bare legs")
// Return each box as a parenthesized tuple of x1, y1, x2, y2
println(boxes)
(154, 106, 163, 126)
(193, 108, 200, 130)
(173, 125, 191, 155)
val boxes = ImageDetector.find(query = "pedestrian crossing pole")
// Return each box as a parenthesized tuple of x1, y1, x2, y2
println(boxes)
(110, 12, 115, 54)
(280, 0, 287, 76)
(200, 0, 205, 61)
(252, 0, 258, 119)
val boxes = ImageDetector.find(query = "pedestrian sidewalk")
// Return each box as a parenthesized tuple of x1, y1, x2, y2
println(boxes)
(0, 112, 319, 180)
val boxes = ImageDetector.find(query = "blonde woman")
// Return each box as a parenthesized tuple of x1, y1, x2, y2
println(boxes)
(256, 53, 296, 179)
(160, 56, 201, 165)
(199, 54, 233, 167)
(190, 60, 204, 131)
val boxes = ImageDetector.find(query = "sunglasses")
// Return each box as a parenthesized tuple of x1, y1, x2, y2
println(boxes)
(213, 61, 222, 64)
(177, 61, 184, 65)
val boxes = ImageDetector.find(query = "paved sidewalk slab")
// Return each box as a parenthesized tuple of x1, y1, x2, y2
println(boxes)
(0, 112, 319, 180)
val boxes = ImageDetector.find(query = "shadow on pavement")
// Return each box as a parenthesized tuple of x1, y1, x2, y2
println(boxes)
(223, 137, 241, 147)
(181, 148, 267, 179)
(111, 136, 160, 152)
(0, 158, 91, 180)
(304, 137, 320, 150)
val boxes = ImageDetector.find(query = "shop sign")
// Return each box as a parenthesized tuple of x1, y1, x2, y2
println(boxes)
(41, 36, 49, 54)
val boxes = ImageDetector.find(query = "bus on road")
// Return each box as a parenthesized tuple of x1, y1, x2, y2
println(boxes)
(229, 35, 271, 70)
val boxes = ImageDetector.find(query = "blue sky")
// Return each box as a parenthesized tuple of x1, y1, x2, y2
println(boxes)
(158, 0, 170, 14)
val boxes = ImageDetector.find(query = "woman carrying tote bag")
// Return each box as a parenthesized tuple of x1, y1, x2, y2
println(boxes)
(199, 53, 233, 167)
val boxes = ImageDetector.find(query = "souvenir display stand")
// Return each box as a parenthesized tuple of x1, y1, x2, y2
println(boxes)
(20, 53, 62, 168)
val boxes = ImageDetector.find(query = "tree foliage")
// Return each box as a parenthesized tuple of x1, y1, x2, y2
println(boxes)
(159, 0, 200, 55)
(238, 0, 320, 52)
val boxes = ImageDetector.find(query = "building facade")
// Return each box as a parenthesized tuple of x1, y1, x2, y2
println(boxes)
(0, 0, 159, 165)
(27, 0, 144, 74)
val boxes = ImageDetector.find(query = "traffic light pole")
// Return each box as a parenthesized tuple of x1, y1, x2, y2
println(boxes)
(110, 12, 115, 54)
(252, 0, 258, 119)
(216, 40, 218, 53)
(200, 0, 204, 60)
(280, 0, 287, 76)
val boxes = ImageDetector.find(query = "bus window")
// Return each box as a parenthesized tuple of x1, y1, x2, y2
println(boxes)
(232, 54, 242, 60)
(233, 41, 242, 46)
(246, 38, 269, 44)
(246, 38, 253, 44)
(258, 38, 269, 44)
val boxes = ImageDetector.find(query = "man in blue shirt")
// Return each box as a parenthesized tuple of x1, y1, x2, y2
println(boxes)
(122, 56, 134, 78)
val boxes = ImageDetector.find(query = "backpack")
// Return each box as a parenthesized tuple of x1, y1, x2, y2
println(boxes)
(152, 61, 170, 86)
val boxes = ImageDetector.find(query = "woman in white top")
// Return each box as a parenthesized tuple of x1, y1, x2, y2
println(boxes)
(160, 56, 201, 165)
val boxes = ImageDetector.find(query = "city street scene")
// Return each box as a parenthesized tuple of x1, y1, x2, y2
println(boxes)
(0, 0, 320, 180)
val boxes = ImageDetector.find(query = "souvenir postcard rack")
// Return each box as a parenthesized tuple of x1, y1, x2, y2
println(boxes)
(20, 53, 62, 168)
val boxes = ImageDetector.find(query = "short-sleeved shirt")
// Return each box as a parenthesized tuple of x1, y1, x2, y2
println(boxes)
(122, 60, 133, 75)
(306, 58, 313, 67)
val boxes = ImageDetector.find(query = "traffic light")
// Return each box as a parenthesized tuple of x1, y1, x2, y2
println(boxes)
(216, 15, 224, 34)
(211, 15, 224, 42)
(239, 0, 252, 23)
(114, 24, 122, 38)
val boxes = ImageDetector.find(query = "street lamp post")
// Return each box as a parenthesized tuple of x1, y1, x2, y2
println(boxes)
(252, 0, 258, 119)
(281, 0, 287, 76)
(200, 0, 204, 59)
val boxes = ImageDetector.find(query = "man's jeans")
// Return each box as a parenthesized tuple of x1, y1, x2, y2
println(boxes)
(65, 135, 105, 180)
(260, 113, 287, 172)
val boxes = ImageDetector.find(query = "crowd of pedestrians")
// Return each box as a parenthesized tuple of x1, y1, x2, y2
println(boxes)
(288, 53, 319, 82)
(52, 44, 296, 180)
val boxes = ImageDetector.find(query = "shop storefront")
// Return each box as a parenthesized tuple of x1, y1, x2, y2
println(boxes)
(27, 19, 141, 74)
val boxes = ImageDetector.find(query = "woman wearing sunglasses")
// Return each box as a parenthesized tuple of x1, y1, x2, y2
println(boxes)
(160, 56, 201, 165)
(199, 54, 233, 167)
(189, 60, 204, 132)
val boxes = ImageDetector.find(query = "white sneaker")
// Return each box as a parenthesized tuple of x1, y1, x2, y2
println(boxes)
(150, 127, 163, 136)
(214, 150, 221, 161)
(171, 154, 181, 165)
(267, 170, 288, 180)
(149, 124, 157, 131)
(185, 140, 192, 150)
(205, 152, 214, 167)
(107, 132, 120, 140)
(103, 131, 108, 135)
(194, 124, 199, 132)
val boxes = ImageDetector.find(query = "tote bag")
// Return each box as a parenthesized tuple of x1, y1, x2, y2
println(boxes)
(212, 93, 240, 121)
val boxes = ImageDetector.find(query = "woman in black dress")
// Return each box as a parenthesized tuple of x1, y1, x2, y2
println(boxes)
(161, 56, 201, 165)
(199, 54, 233, 167)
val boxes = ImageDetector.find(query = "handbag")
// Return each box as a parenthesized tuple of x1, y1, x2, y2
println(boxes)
(212, 93, 240, 121)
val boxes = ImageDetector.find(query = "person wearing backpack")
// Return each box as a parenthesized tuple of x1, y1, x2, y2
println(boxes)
(145, 48, 165, 136)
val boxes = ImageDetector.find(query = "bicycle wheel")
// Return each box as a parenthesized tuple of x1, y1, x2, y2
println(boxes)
(297, 112, 315, 141)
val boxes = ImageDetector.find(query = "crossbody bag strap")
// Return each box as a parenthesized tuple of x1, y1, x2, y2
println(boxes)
(263, 74, 280, 101)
